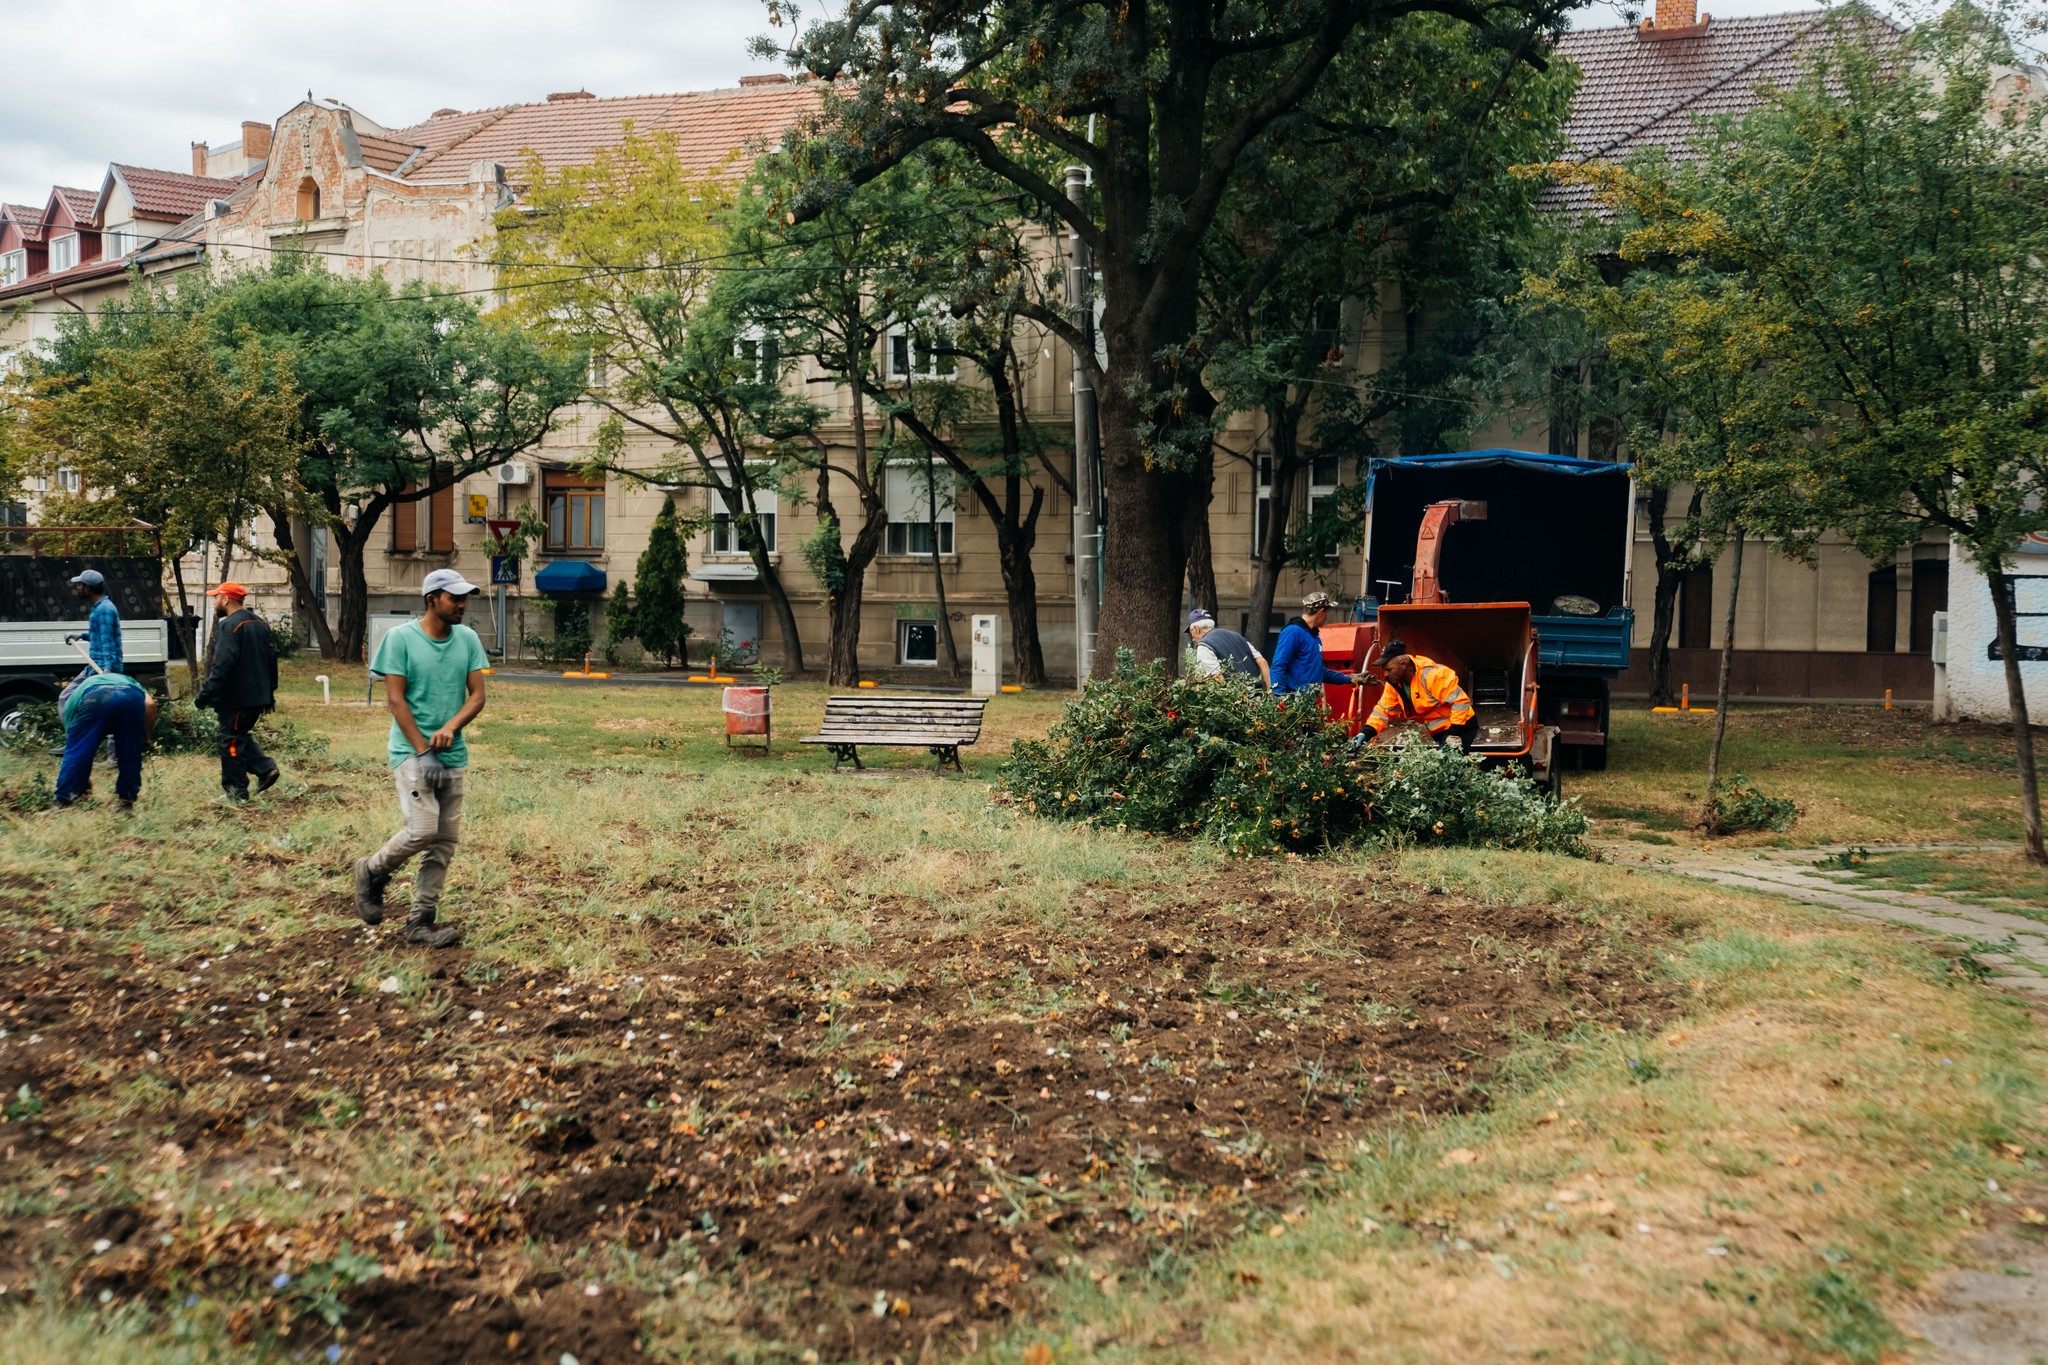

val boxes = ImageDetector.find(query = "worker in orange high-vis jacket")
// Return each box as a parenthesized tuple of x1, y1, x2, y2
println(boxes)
(1362, 640, 1478, 750)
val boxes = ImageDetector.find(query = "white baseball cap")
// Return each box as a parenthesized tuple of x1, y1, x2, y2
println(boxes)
(421, 568, 481, 598)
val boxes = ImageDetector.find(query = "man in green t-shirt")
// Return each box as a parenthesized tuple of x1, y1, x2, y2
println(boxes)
(353, 568, 489, 948)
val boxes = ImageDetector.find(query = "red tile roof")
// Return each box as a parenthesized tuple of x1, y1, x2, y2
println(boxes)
(3, 203, 47, 243)
(109, 164, 246, 221)
(353, 131, 419, 175)
(1547, 10, 1899, 212)
(50, 186, 96, 225)
(389, 82, 820, 184)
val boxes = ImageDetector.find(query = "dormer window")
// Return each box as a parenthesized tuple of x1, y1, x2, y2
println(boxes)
(296, 178, 321, 221)
(0, 250, 23, 286)
(101, 224, 138, 259)
(49, 234, 78, 272)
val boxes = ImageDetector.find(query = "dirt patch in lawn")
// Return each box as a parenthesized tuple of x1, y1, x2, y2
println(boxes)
(0, 866, 1676, 1361)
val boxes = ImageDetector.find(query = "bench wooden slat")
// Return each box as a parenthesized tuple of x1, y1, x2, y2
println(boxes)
(800, 694, 989, 771)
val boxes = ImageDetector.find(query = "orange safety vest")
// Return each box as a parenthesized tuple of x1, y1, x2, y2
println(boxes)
(1366, 655, 1475, 735)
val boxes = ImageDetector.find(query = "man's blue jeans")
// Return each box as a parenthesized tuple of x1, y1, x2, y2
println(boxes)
(56, 687, 146, 804)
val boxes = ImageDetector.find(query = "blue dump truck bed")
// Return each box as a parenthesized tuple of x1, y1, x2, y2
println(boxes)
(1360, 450, 1635, 675)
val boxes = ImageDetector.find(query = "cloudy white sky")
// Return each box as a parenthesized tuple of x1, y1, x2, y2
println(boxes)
(2, 0, 1831, 210)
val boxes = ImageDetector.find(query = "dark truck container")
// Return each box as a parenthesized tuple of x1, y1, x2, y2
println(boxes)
(0, 524, 172, 743)
(1356, 450, 1635, 768)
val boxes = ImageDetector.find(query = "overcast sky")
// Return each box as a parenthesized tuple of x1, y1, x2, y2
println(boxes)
(1, 0, 1831, 211)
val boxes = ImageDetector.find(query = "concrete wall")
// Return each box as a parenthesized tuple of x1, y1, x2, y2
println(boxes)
(1936, 536, 2048, 722)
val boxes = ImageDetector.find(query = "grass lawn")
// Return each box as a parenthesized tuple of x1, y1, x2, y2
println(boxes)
(0, 669, 2041, 1363)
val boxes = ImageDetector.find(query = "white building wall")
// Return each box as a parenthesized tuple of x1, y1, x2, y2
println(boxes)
(1937, 534, 2048, 722)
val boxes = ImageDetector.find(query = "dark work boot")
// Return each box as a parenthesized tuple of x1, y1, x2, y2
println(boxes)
(353, 858, 389, 926)
(404, 908, 462, 949)
(255, 768, 281, 796)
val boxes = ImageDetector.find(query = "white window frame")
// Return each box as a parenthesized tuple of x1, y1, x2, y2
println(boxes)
(709, 465, 778, 556)
(0, 249, 23, 286)
(1307, 452, 1341, 526)
(884, 305, 956, 381)
(100, 223, 138, 259)
(48, 233, 78, 273)
(898, 618, 940, 666)
(1253, 452, 1342, 558)
(734, 326, 780, 384)
(56, 467, 80, 494)
(882, 461, 955, 557)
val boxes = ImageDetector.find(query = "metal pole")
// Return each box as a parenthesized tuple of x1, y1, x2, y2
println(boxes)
(1066, 165, 1100, 686)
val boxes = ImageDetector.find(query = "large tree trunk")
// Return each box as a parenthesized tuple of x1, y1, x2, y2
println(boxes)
(1987, 565, 2047, 864)
(926, 467, 960, 679)
(334, 525, 372, 664)
(1185, 517, 1218, 619)
(753, 540, 807, 676)
(1644, 485, 1703, 708)
(1700, 528, 1744, 829)
(268, 508, 339, 659)
(1092, 384, 1206, 676)
(994, 511, 1047, 687)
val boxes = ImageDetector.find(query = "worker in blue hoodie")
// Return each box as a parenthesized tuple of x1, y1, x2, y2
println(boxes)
(1269, 591, 1364, 695)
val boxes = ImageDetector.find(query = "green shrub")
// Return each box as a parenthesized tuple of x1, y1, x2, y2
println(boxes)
(997, 650, 1371, 856)
(1363, 733, 1591, 855)
(151, 702, 327, 759)
(1706, 773, 1798, 834)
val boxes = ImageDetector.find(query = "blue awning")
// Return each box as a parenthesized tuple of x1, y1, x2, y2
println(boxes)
(533, 560, 607, 594)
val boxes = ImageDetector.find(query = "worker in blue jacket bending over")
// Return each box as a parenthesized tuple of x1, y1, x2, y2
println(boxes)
(1269, 591, 1365, 695)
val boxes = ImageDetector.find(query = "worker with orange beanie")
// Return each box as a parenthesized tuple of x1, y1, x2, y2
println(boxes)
(194, 583, 282, 801)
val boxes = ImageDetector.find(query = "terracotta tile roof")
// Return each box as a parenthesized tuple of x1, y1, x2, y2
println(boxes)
(1546, 10, 1898, 213)
(51, 186, 96, 224)
(110, 164, 246, 221)
(391, 83, 820, 183)
(3, 204, 47, 243)
(352, 130, 420, 175)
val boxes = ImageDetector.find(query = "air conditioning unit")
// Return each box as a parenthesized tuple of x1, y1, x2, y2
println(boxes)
(495, 461, 532, 486)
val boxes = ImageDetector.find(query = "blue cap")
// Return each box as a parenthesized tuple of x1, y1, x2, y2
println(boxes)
(1186, 609, 1215, 631)
(69, 569, 105, 588)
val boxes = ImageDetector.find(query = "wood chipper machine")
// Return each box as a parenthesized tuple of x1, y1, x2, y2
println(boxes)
(1319, 501, 1562, 793)
(1319, 450, 1636, 781)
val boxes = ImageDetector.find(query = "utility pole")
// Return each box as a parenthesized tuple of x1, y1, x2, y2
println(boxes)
(1066, 165, 1100, 686)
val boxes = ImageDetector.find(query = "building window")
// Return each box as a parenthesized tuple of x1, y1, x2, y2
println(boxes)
(710, 467, 777, 554)
(49, 234, 78, 272)
(1310, 296, 1347, 366)
(56, 466, 80, 494)
(544, 469, 605, 552)
(0, 503, 25, 528)
(734, 327, 780, 384)
(0, 250, 23, 285)
(100, 224, 136, 259)
(898, 619, 939, 666)
(390, 480, 455, 554)
(1678, 565, 1713, 650)
(883, 461, 953, 556)
(1866, 565, 1898, 652)
(1252, 453, 1340, 558)
(1910, 559, 1949, 654)
(884, 307, 956, 381)
(296, 178, 321, 221)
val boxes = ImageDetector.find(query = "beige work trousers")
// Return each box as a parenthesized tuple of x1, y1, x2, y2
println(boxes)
(366, 755, 467, 914)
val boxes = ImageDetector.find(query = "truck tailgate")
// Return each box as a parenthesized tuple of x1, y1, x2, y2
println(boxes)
(0, 620, 171, 670)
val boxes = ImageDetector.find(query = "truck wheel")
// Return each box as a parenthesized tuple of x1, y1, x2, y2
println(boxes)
(1546, 762, 1563, 800)
(1578, 744, 1608, 772)
(0, 693, 53, 750)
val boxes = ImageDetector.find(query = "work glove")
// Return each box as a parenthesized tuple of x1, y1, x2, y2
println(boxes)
(414, 749, 451, 791)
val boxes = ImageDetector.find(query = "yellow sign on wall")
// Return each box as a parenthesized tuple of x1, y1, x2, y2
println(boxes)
(466, 494, 489, 524)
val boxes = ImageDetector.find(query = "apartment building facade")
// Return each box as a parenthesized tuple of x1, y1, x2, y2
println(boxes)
(0, 7, 1947, 694)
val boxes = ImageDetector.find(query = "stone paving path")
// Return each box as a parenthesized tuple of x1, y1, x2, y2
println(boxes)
(1600, 841, 2048, 998)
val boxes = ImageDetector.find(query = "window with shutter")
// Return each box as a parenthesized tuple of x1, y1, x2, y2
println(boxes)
(544, 469, 606, 551)
(390, 485, 420, 552)
(882, 462, 954, 556)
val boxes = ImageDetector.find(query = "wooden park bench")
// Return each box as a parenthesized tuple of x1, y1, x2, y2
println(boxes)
(801, 693, 988, 773)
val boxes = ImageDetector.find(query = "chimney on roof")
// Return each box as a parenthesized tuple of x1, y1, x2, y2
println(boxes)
(546, 90, 595, 102)
(431, 108, 462, 118)
(1642, 0, 1708, 37)
(242, 120, 272, 162)
(191, 142, 209, 176)
(739, 74, 790, 87)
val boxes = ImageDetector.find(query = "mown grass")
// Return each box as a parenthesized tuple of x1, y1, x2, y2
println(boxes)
(1, 665, 2043, 1363)
(1817, 848, 2048, 910)
(1576, 705, 2036, 849)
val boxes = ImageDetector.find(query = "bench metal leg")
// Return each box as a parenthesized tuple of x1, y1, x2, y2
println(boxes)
(829, 744, 862, 771)
(929, 745, 961, 774)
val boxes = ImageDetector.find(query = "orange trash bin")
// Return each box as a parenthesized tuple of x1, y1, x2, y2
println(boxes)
(722, 686, 771, 754)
